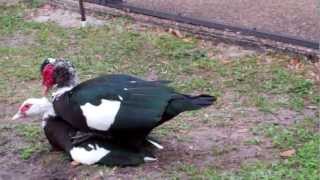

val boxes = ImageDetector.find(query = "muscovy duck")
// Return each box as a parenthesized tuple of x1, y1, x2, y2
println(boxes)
(40, 58, 216, 147)
(12, 98, 156, 166)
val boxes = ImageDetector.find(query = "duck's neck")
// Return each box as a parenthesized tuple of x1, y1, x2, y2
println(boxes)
(41, 100, 56, 120)
(53, 72, 79, 99)
(41, 101, 56, 128)
(52, 86, 74, 99)
(54, 60, 79, 89)
(56, 75, 79, 89)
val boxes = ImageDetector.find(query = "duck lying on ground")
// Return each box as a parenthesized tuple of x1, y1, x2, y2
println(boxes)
(12, 97, 156, 166)
(40, 58, 216, 148)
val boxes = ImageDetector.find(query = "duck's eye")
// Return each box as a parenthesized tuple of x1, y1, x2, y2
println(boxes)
(21, 103, 32, 113)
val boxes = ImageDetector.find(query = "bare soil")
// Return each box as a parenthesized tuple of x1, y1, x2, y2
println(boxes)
(25, 4, 106, 28)
(2, 92, 316, 179)
(0, 4, 318, 180)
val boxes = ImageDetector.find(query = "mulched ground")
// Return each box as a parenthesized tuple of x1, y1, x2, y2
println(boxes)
(125, 0, 320, 42)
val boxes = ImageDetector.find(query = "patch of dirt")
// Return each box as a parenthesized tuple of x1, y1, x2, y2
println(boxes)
(1, 4, 318, 179)
(0, 33, 36, 49)
(213, 43, 256, 60)
(0, 150, 73, 180)
(3, 87, 316, 179)
(0, 101, 71, 179)
(0, 102, 16, 122)
(0, 0, 21, 6)
(0, 119, 74, 180)
(25, 4, 106, 28)
(189, 126, 274, 169)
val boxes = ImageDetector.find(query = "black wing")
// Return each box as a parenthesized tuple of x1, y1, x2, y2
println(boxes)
(70, 74, 175, 130)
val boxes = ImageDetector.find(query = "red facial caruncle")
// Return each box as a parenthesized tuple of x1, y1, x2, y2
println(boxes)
(19, 103, 32, 118)
(42, 64, 55, 95)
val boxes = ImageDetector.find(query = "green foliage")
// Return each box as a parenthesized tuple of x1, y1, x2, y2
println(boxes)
(15, 124, 47, 160)
(24, 0, 47, 8)
(244, 137, 261, 145)
(154, 35, 197, 60)
(254, 96, 273, 112)
(312, 95, 320, 104)
(232, 136, 320, 179)
(0, 4, 319, 177)
(20, 145, 35, 160)
(289, 96, 305, 111)
(174, 120, 319, 179)
(253, 118, 318, 149)
(16, 124, 42, 141)
(262, 68, 313, 96)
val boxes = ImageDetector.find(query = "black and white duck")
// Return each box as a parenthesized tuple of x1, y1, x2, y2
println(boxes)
(12, 97, 156, 166)
(40, 58, 216, 148)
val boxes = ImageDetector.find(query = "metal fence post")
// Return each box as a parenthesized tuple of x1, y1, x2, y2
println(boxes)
(79, 0, 86, 27)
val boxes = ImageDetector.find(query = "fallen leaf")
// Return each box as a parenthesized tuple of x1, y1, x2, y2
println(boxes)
(280, 149, 296, 157)
(207, 51, 215, 58)
(314, 62, 320, 70)
(265, 57, 273, 64)
(160, 60, 169, 65)
(307, 105, 318, 110)
(71, 160, 81, 166)
(289, 58, 300, 66)
(42, 4, 52, 10)
(237, 129, 249, 133)
(146, 69, 158, 81)
(168, 28, 184, 38)
(182, 37, 193, 42)
(95, 54, 103, 60)
(221, 59, 231, 64)
(288, 58, 305, 71)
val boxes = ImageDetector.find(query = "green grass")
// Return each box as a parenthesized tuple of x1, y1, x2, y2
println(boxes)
(20, 143, 44, 160)
(0, 3, 319, 178)
(1, 5, 318, 107)
(253, 118, 318, 149)
(15, 123, 47, 160)
(230, 137, 320, 180)
(169, 118, 319, 179)
(16, 123, 42, 141)
(244, 137, 261, 145)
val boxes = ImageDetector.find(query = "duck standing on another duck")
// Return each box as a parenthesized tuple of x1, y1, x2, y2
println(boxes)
(12, 97, 157, 166)
(40, 58, 216, 148)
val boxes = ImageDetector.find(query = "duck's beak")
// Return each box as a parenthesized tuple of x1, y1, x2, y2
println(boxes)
(12, 112, 23, 120)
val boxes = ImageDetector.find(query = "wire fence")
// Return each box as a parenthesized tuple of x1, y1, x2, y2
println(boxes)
(86, 0, 320, 50)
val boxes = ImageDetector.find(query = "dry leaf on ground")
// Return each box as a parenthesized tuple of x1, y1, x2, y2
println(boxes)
(280, 149, 296, 157)
(168, 28, 184, 38)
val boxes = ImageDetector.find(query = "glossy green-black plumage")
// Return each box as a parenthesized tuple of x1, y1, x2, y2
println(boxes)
(69, 74, 175, 130)
(44, 116, 154, 166)
(53, 74, 216, 143)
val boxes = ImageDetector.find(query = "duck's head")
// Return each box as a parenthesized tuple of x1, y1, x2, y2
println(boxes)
(40, 58, 78, 95)
(12, 97, 53, 120)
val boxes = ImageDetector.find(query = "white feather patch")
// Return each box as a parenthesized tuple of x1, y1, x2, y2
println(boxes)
(47, 58, 56, 63)
(43, 105, 56, 120)
(41, 120, 47, 128)
(80, 99, 121, 131)
(70, 144, 110, 165)
(52, 86, 73, 100)
(144, 157, 157, 162)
